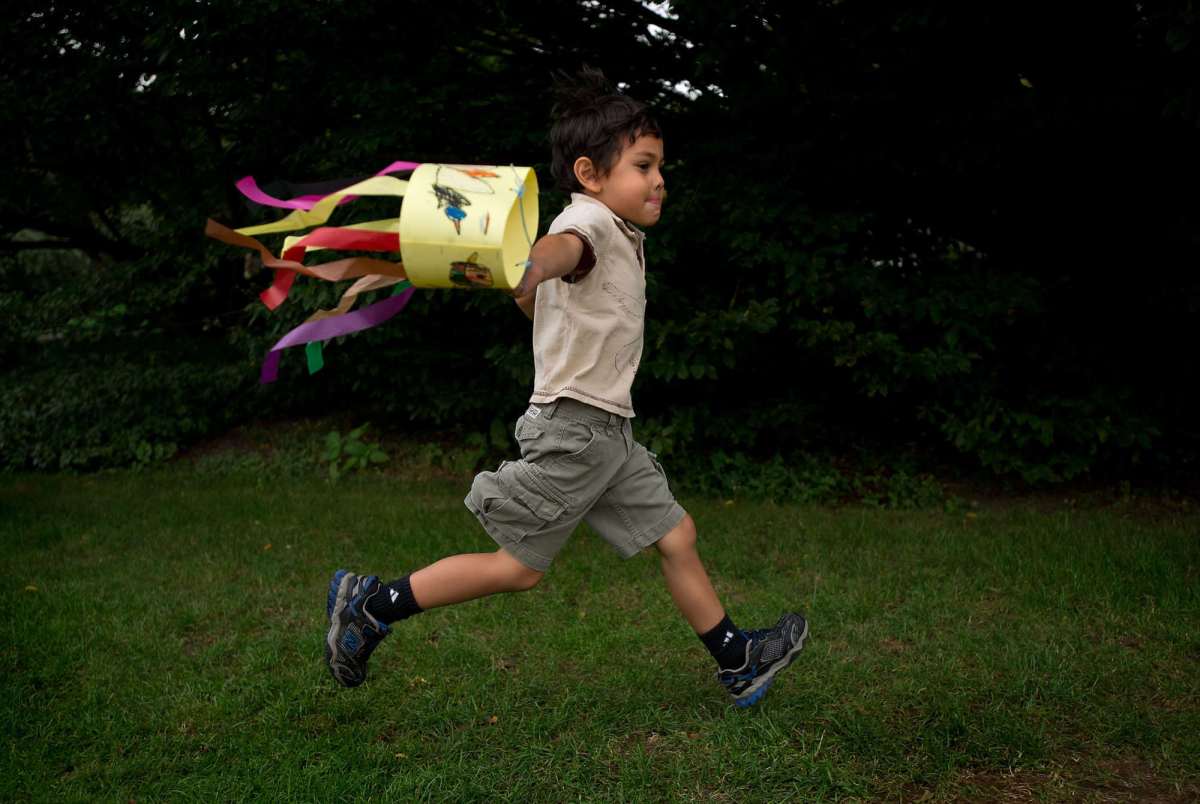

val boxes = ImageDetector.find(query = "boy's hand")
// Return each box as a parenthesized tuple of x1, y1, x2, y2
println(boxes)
(513, 286, 537, 320)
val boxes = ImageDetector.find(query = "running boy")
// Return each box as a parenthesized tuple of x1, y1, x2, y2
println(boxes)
(325, 69, 808, 707)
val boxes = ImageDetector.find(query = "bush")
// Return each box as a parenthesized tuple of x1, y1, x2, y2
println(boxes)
(0, 354, 250, 471)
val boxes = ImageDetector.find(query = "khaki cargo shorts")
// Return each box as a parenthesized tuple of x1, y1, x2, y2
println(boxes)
(465, 397, 686, 571)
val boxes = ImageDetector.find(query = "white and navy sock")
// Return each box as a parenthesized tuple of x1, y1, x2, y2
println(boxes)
(364, 575, 424, 624)
(699, 614, 749, 670)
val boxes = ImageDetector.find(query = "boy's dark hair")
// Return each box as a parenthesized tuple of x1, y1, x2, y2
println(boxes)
(549, 66, 662, 193)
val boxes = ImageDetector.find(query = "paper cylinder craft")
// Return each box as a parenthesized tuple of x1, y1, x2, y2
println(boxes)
(401, 163, 538, 290)
(204, 161, 539, 382)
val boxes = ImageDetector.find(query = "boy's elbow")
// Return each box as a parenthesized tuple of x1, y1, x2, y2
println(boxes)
(514, 291, 536, 320)
(531, 233, 584, 281)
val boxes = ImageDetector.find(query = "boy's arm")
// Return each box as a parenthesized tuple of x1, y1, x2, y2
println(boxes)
(511, 233, 585, 316)
(514, 287, 537, 320)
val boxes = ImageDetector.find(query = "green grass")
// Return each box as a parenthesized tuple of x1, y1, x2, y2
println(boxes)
(2, 469, 1198, 802)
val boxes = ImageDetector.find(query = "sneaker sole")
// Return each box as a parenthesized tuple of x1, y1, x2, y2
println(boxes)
(734, 617, 809, 708)
(325, 571, 364, 687)
(327, 569, 349, 619)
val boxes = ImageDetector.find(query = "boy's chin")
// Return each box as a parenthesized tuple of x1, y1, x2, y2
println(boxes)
(634, 209, 662, 227)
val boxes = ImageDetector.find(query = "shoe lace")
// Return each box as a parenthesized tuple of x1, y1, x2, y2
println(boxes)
(743, 627, 773, 644)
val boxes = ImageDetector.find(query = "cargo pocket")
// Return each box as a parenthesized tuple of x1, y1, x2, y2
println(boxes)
(480, 460, 566, 542)
(473, 460, 511, 515)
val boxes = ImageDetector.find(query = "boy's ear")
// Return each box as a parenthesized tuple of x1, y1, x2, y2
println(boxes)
(573, 157, 603, 193)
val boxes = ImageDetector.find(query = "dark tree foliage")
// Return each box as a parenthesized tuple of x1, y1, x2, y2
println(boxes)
(2, 1, 1197, 483)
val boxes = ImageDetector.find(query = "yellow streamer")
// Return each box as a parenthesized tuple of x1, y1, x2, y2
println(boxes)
(235, 176, 409, 237)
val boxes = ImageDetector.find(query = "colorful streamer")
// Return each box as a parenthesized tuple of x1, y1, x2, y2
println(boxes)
(235, 161, 421, 211)
(206, 158, 538, 381)
(203, 219, 405, 309)
(303, 272, 407, 325)
(300, 274, 410, 376)
(234, 174, 409, 237)
(280, 219, 400, 262)
(305, 341, 325, 374)
(260, 284, 415, 384)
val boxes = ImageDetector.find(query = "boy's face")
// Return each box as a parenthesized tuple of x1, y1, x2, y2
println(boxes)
(580, 134, 666, 227)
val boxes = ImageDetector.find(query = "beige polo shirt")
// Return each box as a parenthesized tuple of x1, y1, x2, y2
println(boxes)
(529, 193, 647, 417)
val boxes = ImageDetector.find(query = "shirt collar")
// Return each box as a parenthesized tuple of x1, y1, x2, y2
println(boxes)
(569, 192, 646, 244)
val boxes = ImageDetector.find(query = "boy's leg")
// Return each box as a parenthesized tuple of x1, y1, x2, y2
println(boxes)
(584, 433, 809, 706)
(328, 399, 620, 689)
(654, 513, 725, 633)
(409, 547, 543, 608)
(582, 444, 747, 657)
(652, 513, 809, 707)
(653, 514, 751, 668)
(325, 547, 542, 688)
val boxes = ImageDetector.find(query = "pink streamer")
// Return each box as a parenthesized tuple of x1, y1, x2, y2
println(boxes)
(235, 160, 421, 210)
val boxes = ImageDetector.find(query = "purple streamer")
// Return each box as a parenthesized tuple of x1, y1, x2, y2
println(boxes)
(260, 287, 416, 383)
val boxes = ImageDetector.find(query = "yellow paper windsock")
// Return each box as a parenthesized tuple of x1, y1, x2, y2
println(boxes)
(399, 164, 538, 290)
(205, 159, 541, 381)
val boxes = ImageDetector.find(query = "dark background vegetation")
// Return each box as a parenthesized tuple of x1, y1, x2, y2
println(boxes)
(3, 1, 1197, 491)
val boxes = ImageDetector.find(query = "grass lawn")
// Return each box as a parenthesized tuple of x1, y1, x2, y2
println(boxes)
(2, 467, 1197, 801)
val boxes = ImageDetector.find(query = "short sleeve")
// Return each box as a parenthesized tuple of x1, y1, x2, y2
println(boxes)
(547, 200, 613, 281)
(560, 233, 596, 283)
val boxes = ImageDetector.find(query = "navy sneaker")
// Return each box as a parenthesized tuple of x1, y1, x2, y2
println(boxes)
(325, 570, 391, 688)
(326, 568, 348, 619)
(717, 613, 808, 707)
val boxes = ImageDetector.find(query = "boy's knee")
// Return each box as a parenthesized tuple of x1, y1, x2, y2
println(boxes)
(656, 513, 697, 557)
(496, 549, 544, 591)
(511, 566, 543, 591)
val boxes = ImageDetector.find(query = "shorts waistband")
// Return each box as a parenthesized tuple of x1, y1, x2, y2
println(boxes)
(533, 397, 624, 426)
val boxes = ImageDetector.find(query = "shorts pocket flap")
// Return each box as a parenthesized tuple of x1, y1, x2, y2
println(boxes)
(515, 418, 545, 442)
(501, 463, 566, 522)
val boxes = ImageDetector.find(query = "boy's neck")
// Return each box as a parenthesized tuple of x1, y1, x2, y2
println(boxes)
(574, 192, 640, 230)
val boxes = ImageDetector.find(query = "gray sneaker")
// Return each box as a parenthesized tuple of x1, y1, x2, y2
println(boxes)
(716, 613, 808, 707)
(325, 570, 391, 688)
